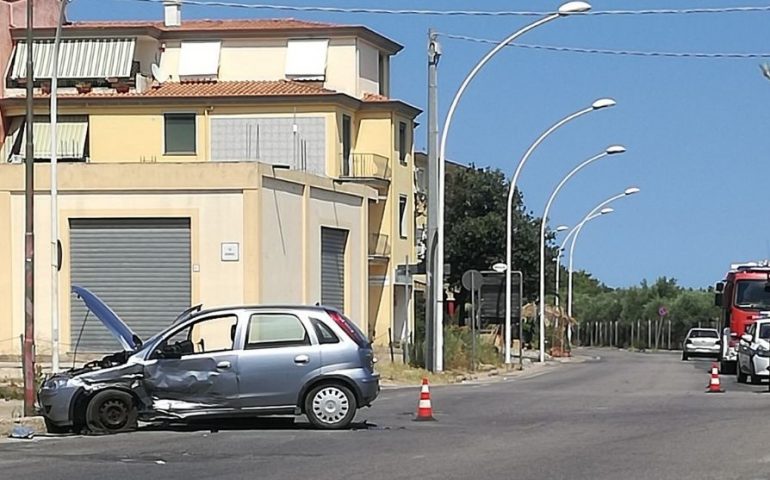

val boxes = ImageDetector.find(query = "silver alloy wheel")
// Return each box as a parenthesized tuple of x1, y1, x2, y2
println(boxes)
(311, 386, 350, 425)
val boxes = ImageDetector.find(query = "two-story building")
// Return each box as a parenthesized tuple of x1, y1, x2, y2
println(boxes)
(0, 0, 420, 356)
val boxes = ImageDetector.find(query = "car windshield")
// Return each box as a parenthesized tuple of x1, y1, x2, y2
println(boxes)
(689, 330, 718, 338)
(735, 280, 770, 309)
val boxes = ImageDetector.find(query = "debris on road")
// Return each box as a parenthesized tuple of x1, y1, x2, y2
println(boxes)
(8, 425, 34, 439)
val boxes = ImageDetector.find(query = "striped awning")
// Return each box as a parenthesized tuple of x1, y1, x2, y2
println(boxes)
(11, 38, 136, 80)
(5, 116, 89, 160)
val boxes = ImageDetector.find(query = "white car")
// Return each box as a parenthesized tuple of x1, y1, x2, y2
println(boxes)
(736, 320, 770, 384)
(681, 328, 721, 361)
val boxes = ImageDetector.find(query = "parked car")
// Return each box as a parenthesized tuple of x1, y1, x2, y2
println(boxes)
(681, 328, 721, 361)
(736, 319, 770, 384)
(38, 286, 379, 434)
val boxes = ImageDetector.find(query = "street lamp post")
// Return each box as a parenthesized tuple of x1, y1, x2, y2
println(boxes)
(50, 0, 69, 373)
(559, 187, 640, 317)
(537, 146, 627, 363)
(433, 1, 592, 372)
(503, 98, 614, 366)
(555, 212, 609, 309)
(567, 187, 640, 319)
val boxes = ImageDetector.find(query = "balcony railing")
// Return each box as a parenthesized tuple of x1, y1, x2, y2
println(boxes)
(369, 233, 391, 258)
(340, 153, 391, 181)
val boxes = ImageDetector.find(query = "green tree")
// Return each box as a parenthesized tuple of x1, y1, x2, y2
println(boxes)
(443, 165, 558, 303)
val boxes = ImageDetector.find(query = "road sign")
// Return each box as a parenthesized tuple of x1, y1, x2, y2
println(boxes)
(462, 269, 484, 292)
(659, 306, 668, 317)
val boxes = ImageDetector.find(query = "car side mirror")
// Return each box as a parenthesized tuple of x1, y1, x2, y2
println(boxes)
(714, 293, 723, 307)
(741, 334, 753, 344)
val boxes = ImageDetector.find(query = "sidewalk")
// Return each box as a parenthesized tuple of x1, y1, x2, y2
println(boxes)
(0, 399, 44, 438)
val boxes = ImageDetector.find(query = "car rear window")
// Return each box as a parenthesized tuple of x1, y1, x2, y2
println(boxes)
(690, 330, 718, 338)
(760, 324, 770, 339)
(311, 318, 340, 345)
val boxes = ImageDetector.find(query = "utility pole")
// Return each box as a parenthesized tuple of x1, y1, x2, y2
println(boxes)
(23, 0, 37, 417)
(425, 29, 441, 371)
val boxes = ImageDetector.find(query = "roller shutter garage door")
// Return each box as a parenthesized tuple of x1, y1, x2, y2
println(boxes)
(320, 227, 347, 312)
(69, 218, 191, 352)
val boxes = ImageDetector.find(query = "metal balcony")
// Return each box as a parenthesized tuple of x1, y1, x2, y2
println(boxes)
(340, 153, 391, 183)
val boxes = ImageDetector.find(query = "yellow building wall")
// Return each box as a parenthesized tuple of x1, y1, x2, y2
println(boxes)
(356, 39, 380, 98)
(89, 109, 206, 163)
(158, 38, 360, 98)
(0, 162, 374, 356)
(8, 190, 244, 356)
(307, 187, 368, 325)
(351, 112, 417, 346)
(259, 177, 305, 305)
(0, 192, 12, 355)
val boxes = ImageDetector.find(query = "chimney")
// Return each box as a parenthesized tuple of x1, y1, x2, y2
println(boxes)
(163, 0, 181, 27)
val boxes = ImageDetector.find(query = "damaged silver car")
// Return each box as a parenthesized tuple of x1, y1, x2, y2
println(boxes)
(38, 286, 380, 433)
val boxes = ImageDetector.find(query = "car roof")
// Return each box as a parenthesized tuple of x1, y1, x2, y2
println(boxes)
(191, 304, 337, 318)
(688, 327, 718, 332)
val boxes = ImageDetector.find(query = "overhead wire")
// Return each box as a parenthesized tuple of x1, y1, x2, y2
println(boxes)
(117, 0, 770, 17)
(439, 33, 770, 59)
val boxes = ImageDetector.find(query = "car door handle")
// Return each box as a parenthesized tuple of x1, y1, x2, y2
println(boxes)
(294, 355, 310, 365)
(217, 361, 231, 369)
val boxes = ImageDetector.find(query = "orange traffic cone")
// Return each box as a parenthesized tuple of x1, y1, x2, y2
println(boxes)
(414, 377, 436, 421)
(706, 362, 724, 393)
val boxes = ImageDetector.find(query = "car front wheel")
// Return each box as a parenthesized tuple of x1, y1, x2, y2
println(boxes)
(85, 390, 138, 434)
(305, 384, 357, 430)
(44, 418, 71, 434)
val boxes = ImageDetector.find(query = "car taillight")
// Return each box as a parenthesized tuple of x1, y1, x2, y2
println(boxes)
(326, 309, 369, 348)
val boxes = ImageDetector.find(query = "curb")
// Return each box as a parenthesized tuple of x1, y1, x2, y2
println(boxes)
(0, 416, 46, 438)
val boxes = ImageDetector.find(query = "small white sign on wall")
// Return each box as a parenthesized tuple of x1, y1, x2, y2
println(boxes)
(221, 242, 240, 262)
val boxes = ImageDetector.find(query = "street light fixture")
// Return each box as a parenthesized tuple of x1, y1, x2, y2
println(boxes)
(433, 1, 592, 372)
(537, 146, 627, 363)
(503, 98, 614, 366)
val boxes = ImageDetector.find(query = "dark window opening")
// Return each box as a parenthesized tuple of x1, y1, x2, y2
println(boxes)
(164, 113, 196, 155)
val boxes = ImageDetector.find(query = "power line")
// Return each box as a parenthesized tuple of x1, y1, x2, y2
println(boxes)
(118, 0, 770, 17)
(440, 33, 770, 59)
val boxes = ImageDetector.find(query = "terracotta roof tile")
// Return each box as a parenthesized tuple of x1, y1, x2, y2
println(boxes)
(362, 92, 391, 102)
(50, 80, 337, 99)
(68, 18, 341, 32)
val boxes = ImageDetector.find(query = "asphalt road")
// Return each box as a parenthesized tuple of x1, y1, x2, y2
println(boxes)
(3, 349, 770, 480)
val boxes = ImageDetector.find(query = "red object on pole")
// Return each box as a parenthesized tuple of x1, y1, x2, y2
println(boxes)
(23, 0, 37, 417)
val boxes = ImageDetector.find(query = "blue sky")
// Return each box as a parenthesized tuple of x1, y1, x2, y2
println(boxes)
(68, 0, 770, 289)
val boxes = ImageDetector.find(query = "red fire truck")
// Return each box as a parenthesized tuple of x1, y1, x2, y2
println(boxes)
(715, 262, 770, 373)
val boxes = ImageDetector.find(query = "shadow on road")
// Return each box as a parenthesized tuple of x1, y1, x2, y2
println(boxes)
(137, 417, 380, 433)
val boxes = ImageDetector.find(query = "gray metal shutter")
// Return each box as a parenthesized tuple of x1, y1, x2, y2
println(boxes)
(69, 218, 191, 352)
(321, 227, 347, 312)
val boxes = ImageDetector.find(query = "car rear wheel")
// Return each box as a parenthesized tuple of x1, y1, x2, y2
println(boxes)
(85, 390, 138, 434)
(304, 384, 357, 430)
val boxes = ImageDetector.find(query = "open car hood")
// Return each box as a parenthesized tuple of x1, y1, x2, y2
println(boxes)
(71, 285, 141, 351)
